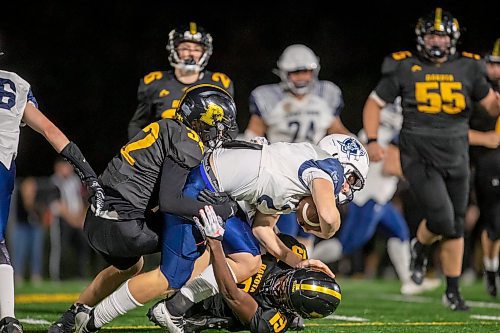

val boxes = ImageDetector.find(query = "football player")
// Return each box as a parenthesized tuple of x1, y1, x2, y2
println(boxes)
(127, 22, 234, 139)
(363, 8, 500, 310)
(72, 134, 368, 333)
(468, 38, 500, 297)
(162, 205, 342, 333)
(243, 44, 352, 252)
(48, 84, 238, 333)
(0, 55, 103, 333)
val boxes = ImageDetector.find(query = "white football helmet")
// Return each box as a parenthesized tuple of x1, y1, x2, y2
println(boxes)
(318, 134, 369, 204)
(276, 44, 320, 95)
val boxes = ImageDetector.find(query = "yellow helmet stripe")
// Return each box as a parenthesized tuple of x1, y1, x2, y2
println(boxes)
(434, 7, 443, 31)
(189, 22, 197, 35)
(298, 284, 341, 300)
(493, 38, 500, 57)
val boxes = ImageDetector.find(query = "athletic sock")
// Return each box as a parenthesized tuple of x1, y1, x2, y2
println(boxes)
(0, 264, 15, 318)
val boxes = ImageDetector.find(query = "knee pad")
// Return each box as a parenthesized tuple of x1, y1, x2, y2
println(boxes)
(0, 240, 11, 265)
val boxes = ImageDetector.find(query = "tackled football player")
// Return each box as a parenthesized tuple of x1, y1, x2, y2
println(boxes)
(48, 84, 238, 333)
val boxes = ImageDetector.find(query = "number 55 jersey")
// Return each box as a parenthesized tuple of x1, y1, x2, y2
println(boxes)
(373, 50, 491, 138)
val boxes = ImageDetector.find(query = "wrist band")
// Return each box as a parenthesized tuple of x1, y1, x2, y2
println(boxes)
(366, 138, 378, 144)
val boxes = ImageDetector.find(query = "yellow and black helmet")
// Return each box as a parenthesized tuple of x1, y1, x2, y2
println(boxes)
(266, 268, 341, 319)
(415, 8, 460, 59)
(485, 38, 500, 64)
(176, 84, 238, 148)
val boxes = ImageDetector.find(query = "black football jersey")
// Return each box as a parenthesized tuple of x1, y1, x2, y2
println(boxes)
(374, 51, 491, 137)
(128, 70, 234, 139)
(99, 118, 204, 220)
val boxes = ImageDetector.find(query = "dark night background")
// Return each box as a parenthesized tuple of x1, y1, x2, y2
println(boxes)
(1, 1, 498, 177)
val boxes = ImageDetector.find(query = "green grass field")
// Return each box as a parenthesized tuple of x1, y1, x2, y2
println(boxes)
(14, 278, 500, 333)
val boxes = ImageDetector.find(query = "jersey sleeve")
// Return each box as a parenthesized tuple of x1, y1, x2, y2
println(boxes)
(298, 158, 343, 196)
(373, 54, 404, 104)
(128, 77, 155, 139)
(249, 90, 263, 117)
(250, 307, 290, 333)
(26, 88, 38, 108)
(321, 81, 344, 117)
(469, 59, 493, 102)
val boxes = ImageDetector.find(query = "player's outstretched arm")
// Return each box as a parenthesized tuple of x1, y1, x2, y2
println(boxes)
(362, 95, 385, 162)
(199, 206, 258, 324)
(22, 103, 105, 214)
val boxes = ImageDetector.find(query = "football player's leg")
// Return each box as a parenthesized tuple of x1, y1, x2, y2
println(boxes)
(0, 161, 16, 321)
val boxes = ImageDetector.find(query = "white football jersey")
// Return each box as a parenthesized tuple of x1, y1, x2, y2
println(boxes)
(0, 70, 37, 169)
(354, 102, 402, 205)
(211, 142, 344, 217)
(249, 80, 343, 144)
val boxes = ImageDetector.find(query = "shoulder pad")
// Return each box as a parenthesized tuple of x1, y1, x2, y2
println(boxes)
(380, 52, 410, 76)
(221, 140, 262, 150)
(210, 72, 232, 90)
(390, 51, 412, 61)
(461, 51, 482, 60)
(142, 71, 167, 85)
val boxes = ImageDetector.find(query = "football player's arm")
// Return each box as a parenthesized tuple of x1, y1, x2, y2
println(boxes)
(158, 159, 235, 220)
(252, 212, 303, 267)
(128, 80, 152, 139)
(362, 94, 385, 162)
(382, 143, 403, 177)
(206, 237, 258, 324)
(327, 116, 352, 136)
(478, 88, 500, 117)
(468, 129, 500, 149)
(310, 178, 340, 239)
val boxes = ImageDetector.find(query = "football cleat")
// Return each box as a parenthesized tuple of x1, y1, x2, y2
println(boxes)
(442, 292, 470, 311)
(48, 303, 79, 333)
(410, 238, 428, 285)
(485, 270, 497, 297)
(0, 317, 23, 333)
(73, 304, 99, 333)
(400, 278, 441, 296)
(147, 299, 185, 333)
(184, 315, 230, 333)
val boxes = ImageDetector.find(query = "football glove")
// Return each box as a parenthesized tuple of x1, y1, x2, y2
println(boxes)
(197, 189, 238, 217)
(193, 205, 225, 241)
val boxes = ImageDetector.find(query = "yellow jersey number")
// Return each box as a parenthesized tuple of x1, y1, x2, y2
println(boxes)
(415, 82, 466, 114)
(211, 73, 231, 89)
(269, 311, 287, 333)
(121, 123, 160, 165)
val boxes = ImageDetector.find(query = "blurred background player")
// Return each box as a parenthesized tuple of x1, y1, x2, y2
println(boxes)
(243, 44, 351, 252)
(127, 21, 234, 139)
(468, 38, 500, 297)
(312, 100, 440, 295)
(0, 57, 103, 332)
(363, 8, 500, 310)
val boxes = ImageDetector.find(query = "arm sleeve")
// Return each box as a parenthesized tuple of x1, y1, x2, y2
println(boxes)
(158, 158, 235, 220)
(373, 55, 401, 104)
(471, 60, 493, 101)
(128, 79, 152, 140)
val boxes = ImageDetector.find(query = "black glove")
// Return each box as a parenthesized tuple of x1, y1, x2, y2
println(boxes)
(60, 142, 105, 216)
(197, 189, 238, 218)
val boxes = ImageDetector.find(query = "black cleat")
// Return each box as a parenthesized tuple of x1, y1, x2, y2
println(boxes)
(410, 238, 428, 285)
(442, 292, 470, 311)
(48, 303, 79, 333)
(485, 270, 497, 297)
(74, 304, 99, 333)
(0, 317, 23, 333)
(184, 315, 230, 333)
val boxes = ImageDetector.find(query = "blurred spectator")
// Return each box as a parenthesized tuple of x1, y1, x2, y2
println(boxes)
(49, 158, 90, 280)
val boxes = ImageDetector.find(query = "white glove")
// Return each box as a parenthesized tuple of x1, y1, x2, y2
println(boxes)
(250, 136, 269, 145)
(194, 205, 225, 241)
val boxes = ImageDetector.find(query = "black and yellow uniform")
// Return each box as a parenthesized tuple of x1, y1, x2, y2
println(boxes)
(374, 50, 492, 238)
(128, 70, 234, 139)
(84, 118, 234, 269)
(185, 234, 307, 333)
(469, 78, 500, 241)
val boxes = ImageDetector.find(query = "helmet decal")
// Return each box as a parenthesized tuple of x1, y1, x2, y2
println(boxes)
(200, 102, 224, 126)
(337, 137, 367, 160)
